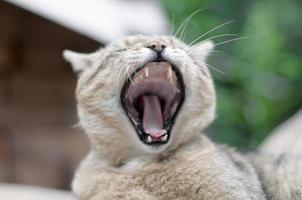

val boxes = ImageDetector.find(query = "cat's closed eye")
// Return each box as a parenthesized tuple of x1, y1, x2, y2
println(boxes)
(113, 48, 128, 53)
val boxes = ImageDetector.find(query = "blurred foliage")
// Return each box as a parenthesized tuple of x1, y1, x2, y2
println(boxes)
(161, 0, 302, 149)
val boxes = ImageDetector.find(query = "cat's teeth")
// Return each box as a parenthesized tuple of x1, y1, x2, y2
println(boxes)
(145, 67, 149, 78)
(168, 66, 172, 79)
(167, 66, 173, 83)
(147, 135, 152, 143)
(161, 134, 168, 142)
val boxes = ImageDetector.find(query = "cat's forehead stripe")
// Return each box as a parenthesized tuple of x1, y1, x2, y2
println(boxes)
(123, 38, 131, 46)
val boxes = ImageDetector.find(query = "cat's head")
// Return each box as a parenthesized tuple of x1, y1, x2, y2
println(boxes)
(64, 35, 216, 164)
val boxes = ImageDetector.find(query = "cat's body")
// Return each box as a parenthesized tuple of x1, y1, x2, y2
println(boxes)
(64, 35, 302, 200)
(73, 135, 302, 200)
(73, 136, 267, 200)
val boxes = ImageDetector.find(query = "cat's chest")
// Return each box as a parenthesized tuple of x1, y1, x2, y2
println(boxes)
(100, 152, 251, 200)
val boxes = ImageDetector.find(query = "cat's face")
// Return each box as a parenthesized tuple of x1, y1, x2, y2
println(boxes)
(64, 35, 216, 162)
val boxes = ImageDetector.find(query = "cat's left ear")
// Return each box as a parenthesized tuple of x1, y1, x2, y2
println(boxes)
(63, 50, 99, 73)
(189, 40, 214, 63)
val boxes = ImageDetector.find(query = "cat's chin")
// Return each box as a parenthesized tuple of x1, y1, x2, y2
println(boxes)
(121, 61, 185, 147)
(138, 139, 172, 154)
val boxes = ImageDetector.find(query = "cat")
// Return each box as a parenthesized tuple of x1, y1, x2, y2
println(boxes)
(63, 35, 302, 200)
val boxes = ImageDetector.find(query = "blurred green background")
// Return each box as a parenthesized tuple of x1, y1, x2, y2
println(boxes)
(161, 0, 302, 150)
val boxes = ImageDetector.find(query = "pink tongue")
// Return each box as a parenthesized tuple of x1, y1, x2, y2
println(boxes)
(142, 95, 167, 138)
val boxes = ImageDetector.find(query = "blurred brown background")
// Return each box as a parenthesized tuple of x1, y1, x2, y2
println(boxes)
(0, 1, 100, 189)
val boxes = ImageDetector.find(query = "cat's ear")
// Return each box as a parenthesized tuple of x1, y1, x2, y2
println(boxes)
(63, 50, 98, 73)
(190, 40, 214, 64)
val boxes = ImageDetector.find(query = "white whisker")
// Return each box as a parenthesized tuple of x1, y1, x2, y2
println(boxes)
(169, 14, 175, 36)
(125, 64, 136, 85)
(186, 33, 238, 52)
(187, 20, 234, 47)
(174, 9, 204, 38)
(204, 63, 225, 74)
(173, 19, 187, 38)
(179, 9, 204, 41)
(116, 64, 126, 88)
(214, 36, 251, 47)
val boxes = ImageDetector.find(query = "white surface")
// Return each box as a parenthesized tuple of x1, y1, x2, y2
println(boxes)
(5, 0, 169, 43)
(260, 109, 302, 156)
(0, 183, 74, 200)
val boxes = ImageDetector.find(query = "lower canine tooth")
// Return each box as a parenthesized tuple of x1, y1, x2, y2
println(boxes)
(147, 135, 152, 143)
(145, 67, 149, 77)
(161, 134, 168, 142)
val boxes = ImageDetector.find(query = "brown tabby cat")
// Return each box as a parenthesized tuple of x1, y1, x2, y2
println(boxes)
(64, 35, 302, 200)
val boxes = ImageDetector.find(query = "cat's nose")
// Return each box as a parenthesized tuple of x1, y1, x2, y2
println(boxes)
(147, 43, 166, 52)
(147, 43, 166, 60)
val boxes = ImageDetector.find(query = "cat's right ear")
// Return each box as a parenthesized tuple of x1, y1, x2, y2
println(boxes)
(63, 50, 98, 73)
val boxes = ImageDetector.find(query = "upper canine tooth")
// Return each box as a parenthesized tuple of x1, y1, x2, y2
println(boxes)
(145, 67, 149, 77)
(161, 134, 168, 142)
(147, 135, 152, 143)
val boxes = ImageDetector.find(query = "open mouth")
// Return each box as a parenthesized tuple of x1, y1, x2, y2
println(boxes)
(121, 61, 185, 145)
